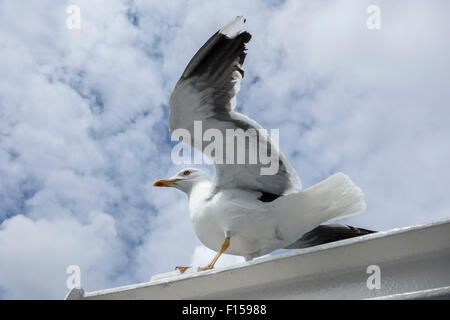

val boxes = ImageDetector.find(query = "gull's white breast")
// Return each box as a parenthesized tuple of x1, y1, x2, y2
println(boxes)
(188, 183, 285, 258)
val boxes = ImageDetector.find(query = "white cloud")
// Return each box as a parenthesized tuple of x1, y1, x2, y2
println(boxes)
(0, 211, 126, 299)
(0, 0, 449, 299)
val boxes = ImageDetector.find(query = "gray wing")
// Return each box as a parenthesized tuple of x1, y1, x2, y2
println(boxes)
(169, 16, 301, 196)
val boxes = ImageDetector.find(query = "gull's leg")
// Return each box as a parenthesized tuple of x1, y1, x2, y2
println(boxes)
(201, 237, 230, 271)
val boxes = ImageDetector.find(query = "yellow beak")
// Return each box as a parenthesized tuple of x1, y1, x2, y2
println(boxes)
(153, 178, 178, 187)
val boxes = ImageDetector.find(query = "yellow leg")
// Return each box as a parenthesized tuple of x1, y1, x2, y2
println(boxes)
(201, 237, 230, 271)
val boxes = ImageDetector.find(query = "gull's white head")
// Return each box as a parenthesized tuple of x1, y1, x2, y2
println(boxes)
(153, 168, 211, 194)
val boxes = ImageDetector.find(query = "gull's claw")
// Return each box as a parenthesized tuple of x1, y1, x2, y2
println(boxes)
(175, 266, 192, 272)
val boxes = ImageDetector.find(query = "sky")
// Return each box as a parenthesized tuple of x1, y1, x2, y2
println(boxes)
(0, 0, 449, 299)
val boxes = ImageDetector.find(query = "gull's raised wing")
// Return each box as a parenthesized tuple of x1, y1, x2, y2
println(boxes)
(169, 16, 301, 197)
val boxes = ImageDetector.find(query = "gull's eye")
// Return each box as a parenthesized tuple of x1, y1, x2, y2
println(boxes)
(183, 170, 191, 176)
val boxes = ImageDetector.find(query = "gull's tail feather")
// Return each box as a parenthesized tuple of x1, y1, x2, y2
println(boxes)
(276, 173, 367, 243)
(284, 224, 375, 249)
(303, 172, 367, 221)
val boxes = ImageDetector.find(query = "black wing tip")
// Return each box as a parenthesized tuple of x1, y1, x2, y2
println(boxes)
(219, 29, 251, 44)
(284, 224, 377, 249)
(219, 16, 248, 38)
(241, 31, 252, 43)
(343, 224, 377, 234)
(181, 26, 251, 80)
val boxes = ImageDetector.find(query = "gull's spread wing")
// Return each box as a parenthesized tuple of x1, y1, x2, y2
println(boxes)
(169, 16, 301, 197)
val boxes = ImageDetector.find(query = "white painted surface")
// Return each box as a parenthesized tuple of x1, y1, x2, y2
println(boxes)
(66, 218, 450, 300)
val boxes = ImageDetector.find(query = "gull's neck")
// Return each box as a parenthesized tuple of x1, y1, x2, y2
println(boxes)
(187, 180, 215, 219)
(187, 179, 215, 201)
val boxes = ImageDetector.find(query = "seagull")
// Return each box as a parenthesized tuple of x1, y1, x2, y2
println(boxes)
(154, 16, 374, 271)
